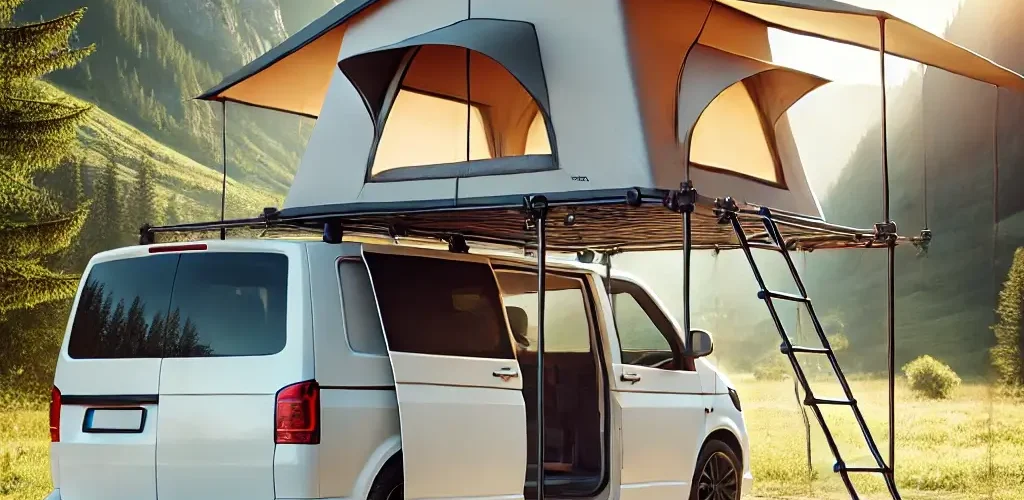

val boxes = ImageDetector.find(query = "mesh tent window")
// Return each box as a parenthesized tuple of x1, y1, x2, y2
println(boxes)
(339, 19, 556, 183)
(689, 79, 784, 186)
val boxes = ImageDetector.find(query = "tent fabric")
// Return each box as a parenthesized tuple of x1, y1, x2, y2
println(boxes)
(190, 0, 1023, 243)
(718, 0, 1024, 92)
(197, 0, 1024, 115)
(336, 19, 556, 179)
(339, 19, 551, 118)
(196, 0, 376, 114)
(676, 44, 828, 215)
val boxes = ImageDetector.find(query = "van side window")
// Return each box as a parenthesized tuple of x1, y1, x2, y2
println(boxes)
(339, 260, 387, 355)
(68, 255, 178, 359)
(495, 270, 593, 353)
(364, 253, 514, 359)
(613, 281, 691, 371)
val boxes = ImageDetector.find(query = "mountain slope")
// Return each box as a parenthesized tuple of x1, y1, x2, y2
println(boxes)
(17, 0, 323, 203)
(803, 0, 1024, 374)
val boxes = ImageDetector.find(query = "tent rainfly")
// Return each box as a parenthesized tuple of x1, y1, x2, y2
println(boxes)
(193, 0, 1023, 252)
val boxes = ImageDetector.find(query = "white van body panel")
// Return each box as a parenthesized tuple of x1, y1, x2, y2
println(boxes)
(155, 241, 313, 500)
(53, 247, 167, 500)
(49, 238, 751, 500)
(363, 247, 528, 500)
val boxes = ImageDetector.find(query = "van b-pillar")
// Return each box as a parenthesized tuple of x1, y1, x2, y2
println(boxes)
(524, 195, 548, 500)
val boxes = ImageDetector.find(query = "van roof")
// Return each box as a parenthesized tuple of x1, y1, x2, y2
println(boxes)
(102, 237, 643, 282)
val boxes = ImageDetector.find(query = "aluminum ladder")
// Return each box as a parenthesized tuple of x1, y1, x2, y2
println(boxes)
(718, 204, 901, 500)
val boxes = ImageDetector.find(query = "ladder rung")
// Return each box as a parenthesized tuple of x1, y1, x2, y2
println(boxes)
(757, 290, 809, 303)
(781, 345, 831, 355)
(805, 397, 856, 406)
(835, 464, 890, 474)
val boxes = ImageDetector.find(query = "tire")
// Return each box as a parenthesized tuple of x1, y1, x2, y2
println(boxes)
(689, 439, 742, 500)
(367, 457, 404, 500)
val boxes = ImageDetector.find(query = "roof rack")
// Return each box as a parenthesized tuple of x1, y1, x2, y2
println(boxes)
(139, 191, 926, 254)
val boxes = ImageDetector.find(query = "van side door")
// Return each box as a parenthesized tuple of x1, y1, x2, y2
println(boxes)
(607, 278, 707, 500)
(363, 248, 527, 500)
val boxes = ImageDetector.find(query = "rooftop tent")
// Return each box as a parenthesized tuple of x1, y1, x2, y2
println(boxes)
(195, 0, 1024, 250)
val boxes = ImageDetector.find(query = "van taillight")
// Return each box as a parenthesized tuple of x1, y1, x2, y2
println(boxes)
(49, 386, 61, 442)
(275, 380, 319, 444)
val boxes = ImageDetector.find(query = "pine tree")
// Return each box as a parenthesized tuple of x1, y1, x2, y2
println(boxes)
(0, 1, 95, 312)
(163, 194, 181, 226)
(992, 248, 1024, 391)
(86, 160, 125, 251)
(125, 157, 157, 234)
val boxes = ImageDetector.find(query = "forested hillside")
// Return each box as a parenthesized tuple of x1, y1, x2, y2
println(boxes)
(0, 0, 335, 396)
(802, 0, 1024, 374)
(15, 0, 324, 196)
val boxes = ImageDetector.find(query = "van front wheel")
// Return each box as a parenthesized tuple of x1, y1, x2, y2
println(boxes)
(689, 439, 741, 500)
(368, 458, 404, 500)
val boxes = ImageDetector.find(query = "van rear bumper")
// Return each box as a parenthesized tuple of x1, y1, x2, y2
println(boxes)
(43, 489, 60, 500)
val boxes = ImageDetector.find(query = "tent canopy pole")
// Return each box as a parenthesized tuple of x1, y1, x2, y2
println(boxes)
(878, 17, 897, 479)
(220, 101, 228, 240)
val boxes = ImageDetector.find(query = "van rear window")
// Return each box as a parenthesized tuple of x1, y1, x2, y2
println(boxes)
(68, 252, 288, 359)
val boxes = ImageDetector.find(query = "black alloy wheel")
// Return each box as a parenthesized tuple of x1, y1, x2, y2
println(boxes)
(690, 440, 741, 500)
(383, 481, 404, 500)
(368, 459, 405, 500)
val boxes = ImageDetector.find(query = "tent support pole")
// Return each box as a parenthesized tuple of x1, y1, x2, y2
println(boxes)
(878, 17, 896, 478)
(668, 181, 696, 353)
(988, 85, 1000, 495)
(220, 100, 228, 240)
(526, 195, 549, 500)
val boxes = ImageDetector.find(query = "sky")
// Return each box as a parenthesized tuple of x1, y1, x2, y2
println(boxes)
(767, 0, 965, 192)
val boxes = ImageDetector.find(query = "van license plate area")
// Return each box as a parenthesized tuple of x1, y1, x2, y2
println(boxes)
(83, 408, 146, 433)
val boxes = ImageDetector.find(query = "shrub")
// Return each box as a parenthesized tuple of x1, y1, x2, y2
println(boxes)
(992, 248, 1024, 390)
(753, 354, 791, 381)
(902, 355, 961, 399)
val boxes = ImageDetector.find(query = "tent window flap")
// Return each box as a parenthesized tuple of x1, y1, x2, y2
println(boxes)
(338, 19, 556, 182)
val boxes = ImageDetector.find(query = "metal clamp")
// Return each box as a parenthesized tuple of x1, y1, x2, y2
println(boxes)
(663, 180, 697, 214)
(912, 229, 932, 256)
(873, 221, 898, 244)
(713, 197, 739, 223)
(523, 195, 549, 230)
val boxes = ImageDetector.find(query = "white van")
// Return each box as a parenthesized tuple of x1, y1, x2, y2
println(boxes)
(46, 238, 751, 500)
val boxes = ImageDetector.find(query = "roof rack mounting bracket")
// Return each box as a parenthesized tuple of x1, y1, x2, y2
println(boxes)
(447, 234, 470, 254)
(663, 181, 696, 214)
(139, 223, 155, 245)
(873, 221, 898, 244)
(323, 219, 344, 244)
(522, 195, 549, 231)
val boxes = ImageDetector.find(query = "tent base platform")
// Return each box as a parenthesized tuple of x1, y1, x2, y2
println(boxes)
(143, 193, 926, 253)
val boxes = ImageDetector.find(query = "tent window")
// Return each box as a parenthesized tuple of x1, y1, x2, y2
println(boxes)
(373, 89, 493, 175)
(524, 110, 550, 156)
(689, 81, 782, 185)
(369, 45, 554, 180)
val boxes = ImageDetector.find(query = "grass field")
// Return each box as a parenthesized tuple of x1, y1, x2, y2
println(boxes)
(2, 376, 1022, 500)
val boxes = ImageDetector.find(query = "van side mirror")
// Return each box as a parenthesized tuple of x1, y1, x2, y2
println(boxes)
(688, 329, 714, 358)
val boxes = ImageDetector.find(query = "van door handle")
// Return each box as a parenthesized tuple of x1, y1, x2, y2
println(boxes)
(620, 371, 641, 384)
(493, 367, 519, 380)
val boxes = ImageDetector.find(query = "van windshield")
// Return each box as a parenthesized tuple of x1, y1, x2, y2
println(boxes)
(67, 252, 288, 359)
